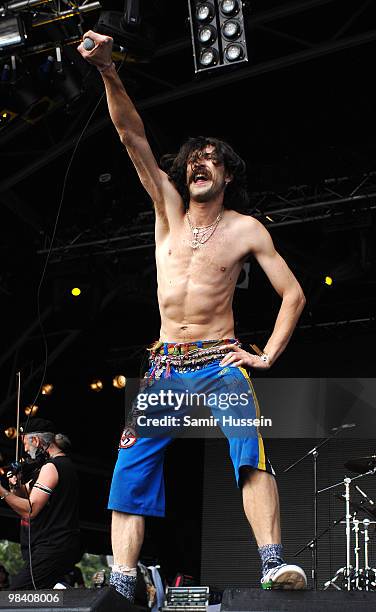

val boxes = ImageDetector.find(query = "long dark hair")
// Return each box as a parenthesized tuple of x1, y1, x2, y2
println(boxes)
(160, 136, 249, 211)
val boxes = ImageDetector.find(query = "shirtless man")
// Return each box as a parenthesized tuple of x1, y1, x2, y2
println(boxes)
(78, 32, 307, 599)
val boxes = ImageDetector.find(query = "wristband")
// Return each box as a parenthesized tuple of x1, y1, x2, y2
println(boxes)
(97, 62, 115, 74)
(0, 491, 11, 500)
(249, 343, 270, 364)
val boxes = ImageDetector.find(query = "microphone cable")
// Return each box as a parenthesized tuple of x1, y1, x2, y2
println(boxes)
(21, 48, 127, 589)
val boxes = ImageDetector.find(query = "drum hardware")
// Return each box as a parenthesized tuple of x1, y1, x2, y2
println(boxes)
(284, 425, 353, 590)
(344, 455, 376, 475)
(320, 468, 376, 591)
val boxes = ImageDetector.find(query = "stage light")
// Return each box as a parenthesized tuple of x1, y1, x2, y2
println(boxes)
(224, 42, 244, 62)
(325, 276, 333, 286)
(113, 375, 127, 389)
(196, 3, 215, 24)
(7, 64, 52, 123)
(4, 427, 17, 439)
(220, 0, 240, 17)
(222, 19, 241, 40)
(71, 287, 81, 297)
(54, 57, 82, 106)
(24, 404, 39, 416)
(0, 15, 26, 50)
(90, 380, 103, 392)
(198, 25, 217, 45)
(199, 47, 219, 68)
(188, 0, 248, 73)
(41, 384, 54, 396)
(95, 7, 156, 62)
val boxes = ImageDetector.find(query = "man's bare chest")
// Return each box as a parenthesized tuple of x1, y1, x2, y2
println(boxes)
(157, 227, 244, 279)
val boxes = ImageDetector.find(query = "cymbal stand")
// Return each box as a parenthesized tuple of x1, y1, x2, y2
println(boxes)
(362, 519, 376, 591)
(322, 477, 352, 590)
(321, 469, 376, 590)
(353, 516, 360, 590)
(345, 477, 352, 590)
(285, 429, 345, 590)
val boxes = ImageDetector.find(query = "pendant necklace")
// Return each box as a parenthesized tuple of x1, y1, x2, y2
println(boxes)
(186, 208, 223, 249)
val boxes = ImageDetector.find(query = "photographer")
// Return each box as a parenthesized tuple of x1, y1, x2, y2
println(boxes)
(0, 418, 81, 590)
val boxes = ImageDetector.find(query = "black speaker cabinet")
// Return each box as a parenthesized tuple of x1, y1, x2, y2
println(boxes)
(221, 588, 376, 612)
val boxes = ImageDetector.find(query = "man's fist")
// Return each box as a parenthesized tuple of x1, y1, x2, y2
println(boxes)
(77, 30, 114, 71)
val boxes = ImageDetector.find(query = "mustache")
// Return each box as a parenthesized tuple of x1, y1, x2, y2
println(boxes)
(189, 166, 212, 184)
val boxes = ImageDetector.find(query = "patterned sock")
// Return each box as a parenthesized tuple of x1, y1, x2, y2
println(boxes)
(110, 565, 137, 601)
(258, 544, 285, 576)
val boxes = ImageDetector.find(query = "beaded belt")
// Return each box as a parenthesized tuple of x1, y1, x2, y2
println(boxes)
(146, 339, 240, 380)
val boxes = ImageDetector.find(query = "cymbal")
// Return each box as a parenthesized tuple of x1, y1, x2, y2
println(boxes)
(334, 493, 376, 519)
(344, 455, 376, 474)
(334, 494, 376, 518)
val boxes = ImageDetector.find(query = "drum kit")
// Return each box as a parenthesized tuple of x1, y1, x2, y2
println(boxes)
(322, 455, 376, 591)
(286, 440, 376, 592)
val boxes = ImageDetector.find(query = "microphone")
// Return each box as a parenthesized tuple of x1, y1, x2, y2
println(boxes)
(331, 423, 356, 432)
(355, 485, 375, 506)
(83, 37, 126, 54)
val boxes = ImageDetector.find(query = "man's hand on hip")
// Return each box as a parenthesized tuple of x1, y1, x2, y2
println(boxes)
(219, 343, 271, 370)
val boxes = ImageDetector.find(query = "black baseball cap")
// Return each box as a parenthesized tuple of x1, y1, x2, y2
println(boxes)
(20, 418, 57, 435)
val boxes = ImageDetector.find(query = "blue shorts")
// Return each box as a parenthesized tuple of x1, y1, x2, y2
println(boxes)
(108, 341, 274, 517)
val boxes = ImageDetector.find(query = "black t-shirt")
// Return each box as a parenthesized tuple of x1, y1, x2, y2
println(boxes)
(20, 456, 80, 554)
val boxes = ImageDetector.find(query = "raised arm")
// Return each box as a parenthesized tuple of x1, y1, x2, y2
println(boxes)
(77, 32, 184, 230)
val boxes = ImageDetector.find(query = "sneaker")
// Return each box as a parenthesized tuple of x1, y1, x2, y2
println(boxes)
(261, 563, 307, 590)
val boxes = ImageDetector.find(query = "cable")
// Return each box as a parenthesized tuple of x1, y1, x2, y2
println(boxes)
(22, 52, 128, 589)
(26, 56, 127, 429)
(27, 490, 37, 590)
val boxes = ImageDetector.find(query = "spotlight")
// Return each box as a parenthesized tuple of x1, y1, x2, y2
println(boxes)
(24, 404, 39, 416)
(90, 380, 103, 392)
(224, 42, 244, 62)
(199, 47, 219, 68)
(222, 19, 241, 40)
(188, 0, 248, 72)
(95, 7, 156, 62)
(219, 0, 240, 17)
(0, 15, 26, 51)
(71, 287, 81, 297)
(198, 25, 217, 46)
(196, 3, 215, 24)
(325, 276, 333, 286)
(113, 375, 127, 389)
(7, 66, 52, 123)
(41, 384, 54, 396)
(54, 60, 82, 106)
(4, 427, 17, 439)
